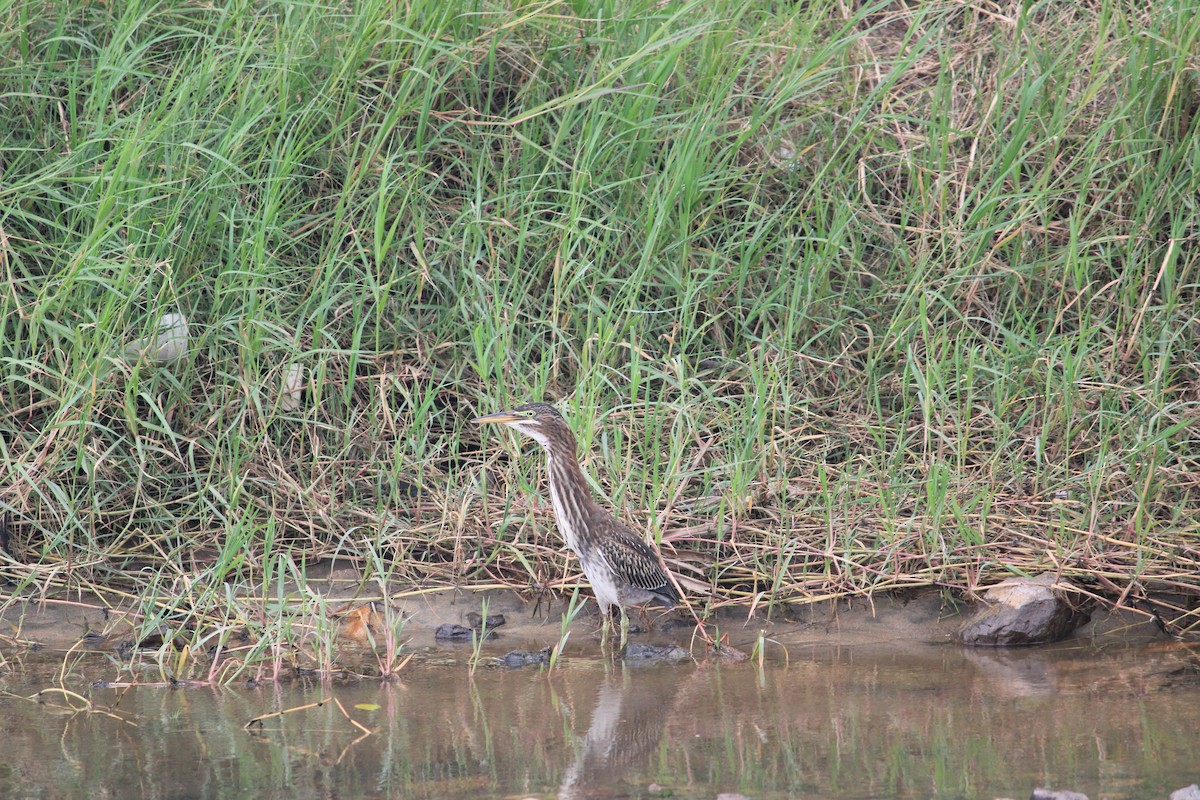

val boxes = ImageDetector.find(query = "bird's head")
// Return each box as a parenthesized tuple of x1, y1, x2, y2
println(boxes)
(473, 402, 571, 449)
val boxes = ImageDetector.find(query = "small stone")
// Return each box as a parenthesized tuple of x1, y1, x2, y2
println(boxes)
(499, 648, 550, 668)
(434, 623, 495, 641)
(715, 794, 751, 800)
(1030, 788, 1089, 800)
(623, 643, 691, 664)
(466, 611, 506, 630)
(1170, 786, 1200, 800)
(124, 311, 189, 364)
(707, 643, 749, 663)
(280, 363, 304, 411)
(434, 623, 471, 640)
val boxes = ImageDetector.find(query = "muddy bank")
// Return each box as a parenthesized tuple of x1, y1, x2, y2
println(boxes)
(0, 574, 1168, 664)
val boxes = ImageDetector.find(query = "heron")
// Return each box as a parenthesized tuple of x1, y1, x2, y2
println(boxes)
(474, 402, 679, 646)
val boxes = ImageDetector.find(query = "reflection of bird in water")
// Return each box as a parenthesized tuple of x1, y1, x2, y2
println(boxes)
(474, 403, 679, 645)
(557, 667, 679, 800)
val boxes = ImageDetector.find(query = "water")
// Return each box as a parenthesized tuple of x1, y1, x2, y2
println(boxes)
(1, 632, 1196, 799)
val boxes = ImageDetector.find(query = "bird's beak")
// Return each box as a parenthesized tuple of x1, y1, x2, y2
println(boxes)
(473, 410, 523, 425)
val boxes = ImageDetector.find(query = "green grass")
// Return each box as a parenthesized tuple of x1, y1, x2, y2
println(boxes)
(2, 0, 1199, 671)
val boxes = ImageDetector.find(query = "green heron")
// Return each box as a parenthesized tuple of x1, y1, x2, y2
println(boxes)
(474, 402, 679, 643)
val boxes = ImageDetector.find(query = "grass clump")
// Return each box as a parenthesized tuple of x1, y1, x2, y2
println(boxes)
(1, 0, 1199, 672)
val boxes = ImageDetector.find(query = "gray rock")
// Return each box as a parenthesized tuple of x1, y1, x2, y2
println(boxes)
(623, 643, 691, 664)
(1170, 785, 1200, 800)
(958, 574, 1092, 646)
(498, 648, 550, 668)
(466, 611, 506, 630)
(434, 623, 497, 641)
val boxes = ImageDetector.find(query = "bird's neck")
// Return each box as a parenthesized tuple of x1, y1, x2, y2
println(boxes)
(542, 438, 598, 553)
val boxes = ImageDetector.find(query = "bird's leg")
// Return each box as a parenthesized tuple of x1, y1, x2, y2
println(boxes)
(618, 610, 629, 651)
(597, 604, 613, 648)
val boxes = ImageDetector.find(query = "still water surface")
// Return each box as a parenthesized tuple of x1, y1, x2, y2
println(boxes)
(1, 635, 1196, 799)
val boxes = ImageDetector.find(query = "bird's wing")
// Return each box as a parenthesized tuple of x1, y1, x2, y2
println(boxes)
(595, 517, 678, 600)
